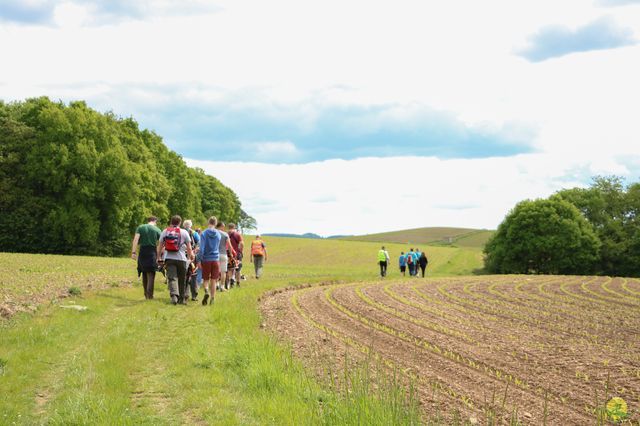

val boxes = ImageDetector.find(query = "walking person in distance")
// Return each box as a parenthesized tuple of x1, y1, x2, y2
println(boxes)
(378, 246, 390, 277)
(250, 235, 267, 279)
(131, 216, 161, 299)
(419, 250, 429, 277)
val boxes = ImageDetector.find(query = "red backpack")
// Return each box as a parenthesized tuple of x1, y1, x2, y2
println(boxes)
(164, 227, 182, 252)
(407, 253, 413, 264)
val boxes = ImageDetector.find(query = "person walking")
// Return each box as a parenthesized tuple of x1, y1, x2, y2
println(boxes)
(398, 251, 407, 276)
(131, 216, 161, 299)
(250, 235, 267, 279)
(406, 248, 416, 277)
(157, 215, 194, 305)
(377, 246, 390, 277)
(411, 249, 420, 277)
(215, 222, 236, 291)
(227, 223, 244, 286)
(183, 220, 199, 301)
(195, 228, 203, 289)
(419, 250, 429, 277)
(200, 217, 221, 306)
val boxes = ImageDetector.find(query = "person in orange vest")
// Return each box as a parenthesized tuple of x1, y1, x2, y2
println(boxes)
(250, 235, 268, 279)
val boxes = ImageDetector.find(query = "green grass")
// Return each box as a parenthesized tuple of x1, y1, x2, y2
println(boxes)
(343, 227, 493, 249)
(0, 239, 482, 425)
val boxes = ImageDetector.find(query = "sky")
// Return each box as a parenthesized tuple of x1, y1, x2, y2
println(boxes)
(1, 0, 639, 236)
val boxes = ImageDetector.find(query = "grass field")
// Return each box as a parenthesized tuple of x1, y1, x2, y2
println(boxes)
(4, 236, 636, 424)
(344, 227, 494, 249)
(0, 237, 481, 425)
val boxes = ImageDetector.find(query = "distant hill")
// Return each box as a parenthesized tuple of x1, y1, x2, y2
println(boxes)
(263, 233, 323, 239)
(342, 227, 494, 249)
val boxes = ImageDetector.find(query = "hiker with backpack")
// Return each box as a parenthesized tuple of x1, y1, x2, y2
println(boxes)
(200, 217, 221, 306)
(250, 235, 267, 279)
(131, 216, 162, 299)
(157, 215, 194, 305)
(418, 250, 429, 277)
(377, 246, 390, 277)
(399, 251, 407, 276)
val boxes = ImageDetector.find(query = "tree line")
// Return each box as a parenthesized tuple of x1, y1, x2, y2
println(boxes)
(0, 97, 253, 256)
(484, 176, 640, 277)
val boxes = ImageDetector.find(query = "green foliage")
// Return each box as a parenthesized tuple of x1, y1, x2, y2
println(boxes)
(554, 176, 640, 277)
(68, 287, 82, 297)
(238, 209, 257, 233)
(484, 198, 600, 274)
(0, 98, 243, 256)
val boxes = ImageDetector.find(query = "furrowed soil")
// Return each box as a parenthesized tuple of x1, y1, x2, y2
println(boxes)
(261, 275, 640, 425)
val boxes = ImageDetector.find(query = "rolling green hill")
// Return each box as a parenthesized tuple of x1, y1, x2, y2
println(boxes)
(343, 227, 494, 249)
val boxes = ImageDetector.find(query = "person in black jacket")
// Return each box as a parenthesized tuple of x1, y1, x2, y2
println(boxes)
(418, 250, 428, 277)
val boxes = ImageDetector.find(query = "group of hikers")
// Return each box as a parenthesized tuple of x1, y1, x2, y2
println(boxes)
(377, 246, 428, 278)
(131, 215, 268, 305)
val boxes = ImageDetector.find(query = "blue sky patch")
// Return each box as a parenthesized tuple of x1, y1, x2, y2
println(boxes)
(128, 97, 536, 164)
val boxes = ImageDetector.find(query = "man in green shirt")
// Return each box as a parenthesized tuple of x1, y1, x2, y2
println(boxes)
(131, 216, 162, 299)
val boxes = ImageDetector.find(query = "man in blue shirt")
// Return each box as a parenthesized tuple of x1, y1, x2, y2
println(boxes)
(399, 252, 407, 276)
(199, 217, 221, 306)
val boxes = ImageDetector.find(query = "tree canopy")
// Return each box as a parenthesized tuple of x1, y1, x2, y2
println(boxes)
(485, 176, 640, 277)
(484, 198, 600, 275)
(0, 97, 250, 256)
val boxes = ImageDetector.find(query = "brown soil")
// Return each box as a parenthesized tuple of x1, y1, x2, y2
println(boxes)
(261, 275, 640, 425)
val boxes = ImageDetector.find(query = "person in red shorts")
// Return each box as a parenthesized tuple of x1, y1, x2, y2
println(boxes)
(199, 217, 221, 306)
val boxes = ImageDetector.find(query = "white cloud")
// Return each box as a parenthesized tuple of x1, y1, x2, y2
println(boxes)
(252, 141, 299, 159)
(2, 0, 640, 235)
(187, 153, 634, 236)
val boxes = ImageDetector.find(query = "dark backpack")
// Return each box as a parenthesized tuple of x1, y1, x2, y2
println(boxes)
(164, 227, 182, 252)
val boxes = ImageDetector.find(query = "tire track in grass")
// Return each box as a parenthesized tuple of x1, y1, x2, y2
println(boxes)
(42, 294, 170, 425)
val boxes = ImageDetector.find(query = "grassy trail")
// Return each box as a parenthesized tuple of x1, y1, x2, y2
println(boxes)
(0, 237, 483, 425)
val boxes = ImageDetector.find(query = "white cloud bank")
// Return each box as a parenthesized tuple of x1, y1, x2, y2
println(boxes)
(188, 153, 635, 236)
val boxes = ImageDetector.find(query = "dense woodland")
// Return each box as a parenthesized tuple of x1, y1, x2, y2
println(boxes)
(485, 176, 640, 277)
(0, 97, 245, 256)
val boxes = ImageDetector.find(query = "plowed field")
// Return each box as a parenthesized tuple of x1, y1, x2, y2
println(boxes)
(262, 275, 640, 424)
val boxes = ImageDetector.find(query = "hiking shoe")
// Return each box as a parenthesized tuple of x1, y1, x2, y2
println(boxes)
(170, 295, 178, 305)
(219, 287, 225, 292)
(202, 294, 209, 306)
